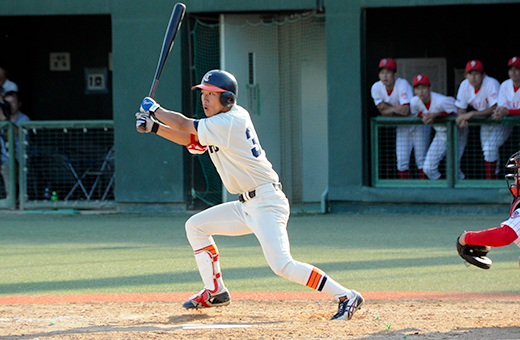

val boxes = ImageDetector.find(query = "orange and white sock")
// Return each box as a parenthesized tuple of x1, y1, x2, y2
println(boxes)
(306, 267, 354, 301)
(194, 244, 226, 295)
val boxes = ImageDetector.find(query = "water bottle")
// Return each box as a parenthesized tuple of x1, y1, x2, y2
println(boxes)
(51, 191, 58, 209)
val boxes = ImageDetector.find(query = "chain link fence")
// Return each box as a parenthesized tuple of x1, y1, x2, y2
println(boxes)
(371, 116, 520, 188)
(18, 120, 115, 210)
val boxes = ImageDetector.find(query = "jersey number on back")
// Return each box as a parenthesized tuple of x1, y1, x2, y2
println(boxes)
(246, 128, 262, 158)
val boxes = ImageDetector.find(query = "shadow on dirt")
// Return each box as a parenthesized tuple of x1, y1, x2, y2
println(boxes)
(357, 326, 520, 340)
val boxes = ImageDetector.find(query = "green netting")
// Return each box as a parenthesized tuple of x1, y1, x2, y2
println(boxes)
(191, 13, 325, 205)
(193, 21, 220, 117)
(191, 20, 222, 206)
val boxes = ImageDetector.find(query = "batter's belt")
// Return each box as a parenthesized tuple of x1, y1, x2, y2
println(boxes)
(238, 182, 282, 203)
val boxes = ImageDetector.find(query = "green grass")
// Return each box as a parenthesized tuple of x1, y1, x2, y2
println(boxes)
(0, 211, 519, 296)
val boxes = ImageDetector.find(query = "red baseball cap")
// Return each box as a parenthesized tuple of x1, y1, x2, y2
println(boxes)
(379, 58, 397, 71)
(508, 56, 520, 69)
(413, 74, 431, 87)
(465, 60, 484, 73)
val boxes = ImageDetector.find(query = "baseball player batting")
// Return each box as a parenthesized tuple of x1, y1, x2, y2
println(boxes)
(411, 74, 468, 180)
(136, 70, 364, 321)
(371, 58, 430, 179)
(455, 60, 512, 180)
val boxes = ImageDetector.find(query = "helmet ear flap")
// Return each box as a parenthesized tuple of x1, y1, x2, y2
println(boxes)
(220, 91, 236, 107)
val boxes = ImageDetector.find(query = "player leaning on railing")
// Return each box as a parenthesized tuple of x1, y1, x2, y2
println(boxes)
(457, 57, 520, 267)
(135, 69, 364, 321)
(455, 59, 512, 180)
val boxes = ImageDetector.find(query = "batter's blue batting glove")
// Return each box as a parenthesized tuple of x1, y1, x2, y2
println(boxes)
(140, 97, 160, 114)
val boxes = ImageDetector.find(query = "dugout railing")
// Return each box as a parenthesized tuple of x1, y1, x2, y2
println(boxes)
(371, 116, 520, 188)
(17, 120, 115, 210)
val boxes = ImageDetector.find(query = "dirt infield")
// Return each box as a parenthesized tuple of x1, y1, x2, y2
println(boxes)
(1, 292, 519, 339)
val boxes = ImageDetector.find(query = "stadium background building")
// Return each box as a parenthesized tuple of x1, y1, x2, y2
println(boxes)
(0, 0, 518, 212)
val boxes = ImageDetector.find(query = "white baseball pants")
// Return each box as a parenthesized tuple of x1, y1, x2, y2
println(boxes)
(481, 125, 513, 163)
(185, 183, 354, 301)
(423, 127, 469, 180)
(396, 125, 431, 171)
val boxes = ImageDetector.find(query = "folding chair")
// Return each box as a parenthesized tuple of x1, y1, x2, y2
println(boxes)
(64, 145, 115, 201)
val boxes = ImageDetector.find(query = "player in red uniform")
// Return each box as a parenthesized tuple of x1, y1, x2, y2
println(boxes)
(457, 149, 520, 268)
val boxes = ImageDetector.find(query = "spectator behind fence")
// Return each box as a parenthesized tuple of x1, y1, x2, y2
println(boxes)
(0, 91, 30, 198)
(0, 65, 18, 97)
(492, 57, 520, 121)
(455, 60, 510, 180)
(411, 74, 468, 180)
(371, 58, 430, 179)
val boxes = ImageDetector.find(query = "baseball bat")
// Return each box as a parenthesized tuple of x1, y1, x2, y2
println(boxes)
(148, 2, 186, 98)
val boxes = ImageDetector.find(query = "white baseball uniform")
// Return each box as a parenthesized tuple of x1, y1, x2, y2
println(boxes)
(500, 209, 520, 248)
(456, 75, 512, 164)
(186, 104, 355, 301)
(372, 78, 431, 172)
(498, 78, 520, 114)
(411, 92, 468, 180)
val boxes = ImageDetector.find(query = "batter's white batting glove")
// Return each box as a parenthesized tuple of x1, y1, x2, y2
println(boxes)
(135, 112, 159, 134)
(140, 97, 160, 114)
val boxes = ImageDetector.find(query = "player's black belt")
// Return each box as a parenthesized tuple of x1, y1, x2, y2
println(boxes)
(238, 183, 282, 203)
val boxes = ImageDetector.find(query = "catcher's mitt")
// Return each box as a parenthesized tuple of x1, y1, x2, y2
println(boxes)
(456, 235, 492, 269)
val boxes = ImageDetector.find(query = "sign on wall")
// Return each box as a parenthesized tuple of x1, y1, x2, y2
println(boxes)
(85, 67, 108, 94)
(49, 52, 71, 71)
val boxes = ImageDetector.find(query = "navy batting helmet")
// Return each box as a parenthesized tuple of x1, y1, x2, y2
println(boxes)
(192, 70, 238, 107)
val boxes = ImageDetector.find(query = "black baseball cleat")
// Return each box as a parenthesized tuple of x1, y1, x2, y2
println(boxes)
(330, 290, 364, 320)
(182, 289, 230, 309)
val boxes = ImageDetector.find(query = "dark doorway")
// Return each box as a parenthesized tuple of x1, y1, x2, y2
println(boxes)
(364, 3, 520, 116)
(0, 15, 112, 120)
(363, 3, 520, 184)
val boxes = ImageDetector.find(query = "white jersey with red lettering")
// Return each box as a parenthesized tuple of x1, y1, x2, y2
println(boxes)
(371, 77, 413, 107)
(455, 75, 499, 111)
(371, 77, 430, 173)
(456, 75, 512, 164)
(498, 79, 520, 110)
(411, 91, 457, 132)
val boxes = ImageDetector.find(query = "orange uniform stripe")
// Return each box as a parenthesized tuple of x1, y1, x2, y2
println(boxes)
(306, 272, 315, 288)
(306, 268, 324, 290)
(195, 245, 218, 256)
